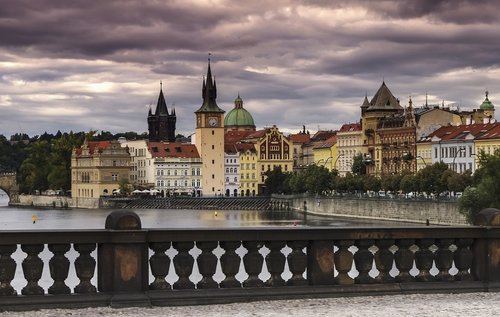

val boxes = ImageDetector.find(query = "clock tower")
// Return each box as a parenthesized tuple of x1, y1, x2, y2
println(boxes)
(194, 59, 225, 196)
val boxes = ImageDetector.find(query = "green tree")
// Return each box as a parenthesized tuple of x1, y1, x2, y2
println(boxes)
(415, 162, 449, 194)
(351, 153, 366, 175)
(19, 140, 51, 193)
(118, 178, 133, 195)
(303, 165, 333, 195)
(400, 174, 417, 193)
(47, 132, 83, 191)
(264, 166, 292, 194)
(459, 150, 500, 223)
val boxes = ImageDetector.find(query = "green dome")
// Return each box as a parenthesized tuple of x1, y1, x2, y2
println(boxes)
(224, 107, 255, 127)
(480, 91, 495, 110)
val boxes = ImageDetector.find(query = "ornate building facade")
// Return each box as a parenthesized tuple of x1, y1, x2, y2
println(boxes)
(71, 140, 130, 207)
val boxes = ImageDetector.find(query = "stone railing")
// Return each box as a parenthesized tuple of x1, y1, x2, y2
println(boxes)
(1, 209, 500, 311)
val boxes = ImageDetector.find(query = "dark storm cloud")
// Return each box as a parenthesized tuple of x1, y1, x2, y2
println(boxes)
(1, 0, 500, 137)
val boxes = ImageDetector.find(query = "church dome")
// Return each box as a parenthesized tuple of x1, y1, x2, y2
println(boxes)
(224, 94, 256, 129)
(480, 91, 495, 110)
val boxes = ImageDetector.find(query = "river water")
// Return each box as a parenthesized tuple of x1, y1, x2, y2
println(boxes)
(0, 193, 409, 230)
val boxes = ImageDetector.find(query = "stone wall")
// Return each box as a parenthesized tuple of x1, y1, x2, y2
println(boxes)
(14, 194, 72, 208)
(290, 196, 467, 225)
(12, 195, 101, 209)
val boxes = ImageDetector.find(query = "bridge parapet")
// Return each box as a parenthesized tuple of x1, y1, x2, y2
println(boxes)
(0, 172, 18, 199)
(0, 209, 500, 310)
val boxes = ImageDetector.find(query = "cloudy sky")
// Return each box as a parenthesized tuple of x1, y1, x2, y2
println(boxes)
(1, 0, 500, 138)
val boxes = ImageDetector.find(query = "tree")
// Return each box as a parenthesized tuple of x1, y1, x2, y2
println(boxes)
(264, 166, 292, 194)
(303, 165, 333, 195)
(415, 162, 449, 194)
(351, 153, 366, 175)
(459, 150, 500, 223)
(400, 174, 417, 194)
(19, 140, 51, 193)
(118, 178, 133, 195)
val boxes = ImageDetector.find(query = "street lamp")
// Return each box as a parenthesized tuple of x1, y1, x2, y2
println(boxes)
(334, 154, 344, 170)
(452, 148, 466, 172)
(323, 156, 333, 168)
(416, 155, 428, 166)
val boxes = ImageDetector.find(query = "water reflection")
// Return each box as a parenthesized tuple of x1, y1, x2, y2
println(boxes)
(0, 204, 412, 230)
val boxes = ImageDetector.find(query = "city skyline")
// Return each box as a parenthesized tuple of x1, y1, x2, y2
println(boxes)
(1, 0, 500, 137)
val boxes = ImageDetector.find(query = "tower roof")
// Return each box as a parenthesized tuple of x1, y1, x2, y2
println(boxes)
(224, 94, 256, 128)
(480, 91, 495, 110)
(195, 58, 225, 114)
(154, 85, 169, 115)
(366, 81, 402, 112)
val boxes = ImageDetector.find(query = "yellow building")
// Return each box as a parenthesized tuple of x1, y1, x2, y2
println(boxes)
(415, 140, 432, 171)
(238, 145, 259, 196)
(236, 126, 293, 195)
(312, 135, 337, 171)
(474, 123, 500, 170)
(71, 140, 130, 208)
(194, 61, 226, 196)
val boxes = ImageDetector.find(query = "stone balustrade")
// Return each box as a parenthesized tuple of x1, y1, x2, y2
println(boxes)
(1, 209, 500, 311)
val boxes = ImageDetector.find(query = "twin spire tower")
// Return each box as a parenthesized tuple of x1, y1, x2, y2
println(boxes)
(195, 56, 226, 195)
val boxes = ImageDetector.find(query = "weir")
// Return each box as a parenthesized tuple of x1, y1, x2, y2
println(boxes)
(0, 209, 500, 311)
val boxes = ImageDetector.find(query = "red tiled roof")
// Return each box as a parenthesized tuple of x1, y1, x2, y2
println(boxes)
(313, 135, 337, 149)
(339, 123, 362, 133)
(147, 142, 200, 158)
(224, 130, 254, 144)
(311, 130, 336, 141)
(289, 133, 311, 144)
(74, 141, 111, 156)
(427, 123, 499, 141)
(476, 123, 500, 140)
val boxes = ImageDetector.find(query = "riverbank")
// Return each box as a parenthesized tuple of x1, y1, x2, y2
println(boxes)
(291, 195, 466, 225)
(7, 194, 467, 225)
(1, 292, 499, 316)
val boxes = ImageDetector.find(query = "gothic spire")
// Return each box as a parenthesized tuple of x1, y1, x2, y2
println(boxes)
(195, 55, 224, 113)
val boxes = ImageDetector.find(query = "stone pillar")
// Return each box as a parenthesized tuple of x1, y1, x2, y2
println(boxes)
(98, 210, 149, 307)
(473, 208, 500, 290)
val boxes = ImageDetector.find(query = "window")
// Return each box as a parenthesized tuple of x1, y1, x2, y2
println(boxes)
(111, 174, 118, 181)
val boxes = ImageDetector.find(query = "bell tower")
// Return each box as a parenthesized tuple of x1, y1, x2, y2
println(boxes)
(194, 57, 225, 196)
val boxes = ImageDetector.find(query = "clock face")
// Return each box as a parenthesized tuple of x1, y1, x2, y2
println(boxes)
(208, 117, 218, 127)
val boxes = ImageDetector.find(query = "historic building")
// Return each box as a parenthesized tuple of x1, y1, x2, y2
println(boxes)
(312, 135, 337, 171)
(241, 126, 293, 194)
(475, 123, 500, 160)
(289, 126, 311, 172)
(148, 84, 176, 142)
(121, 139, 154, 188)
(71, 140, 130, 207)
(360, 82, 404, 176)
(376, 99, 417, 175)
(194, 60, 226, 196)
(150, 142, 202, 197)
(421, 123, 498, 173)
(336, 122, 362, 176)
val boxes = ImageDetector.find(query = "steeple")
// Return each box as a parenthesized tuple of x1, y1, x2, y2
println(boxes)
(155, 83, 169, 115)
(195, 55, 225, 113)
(148, 82, 176, 142)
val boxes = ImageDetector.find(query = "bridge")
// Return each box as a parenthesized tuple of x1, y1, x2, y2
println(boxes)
(0, 171, 18, 202)
(1, 208, 500, 311)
